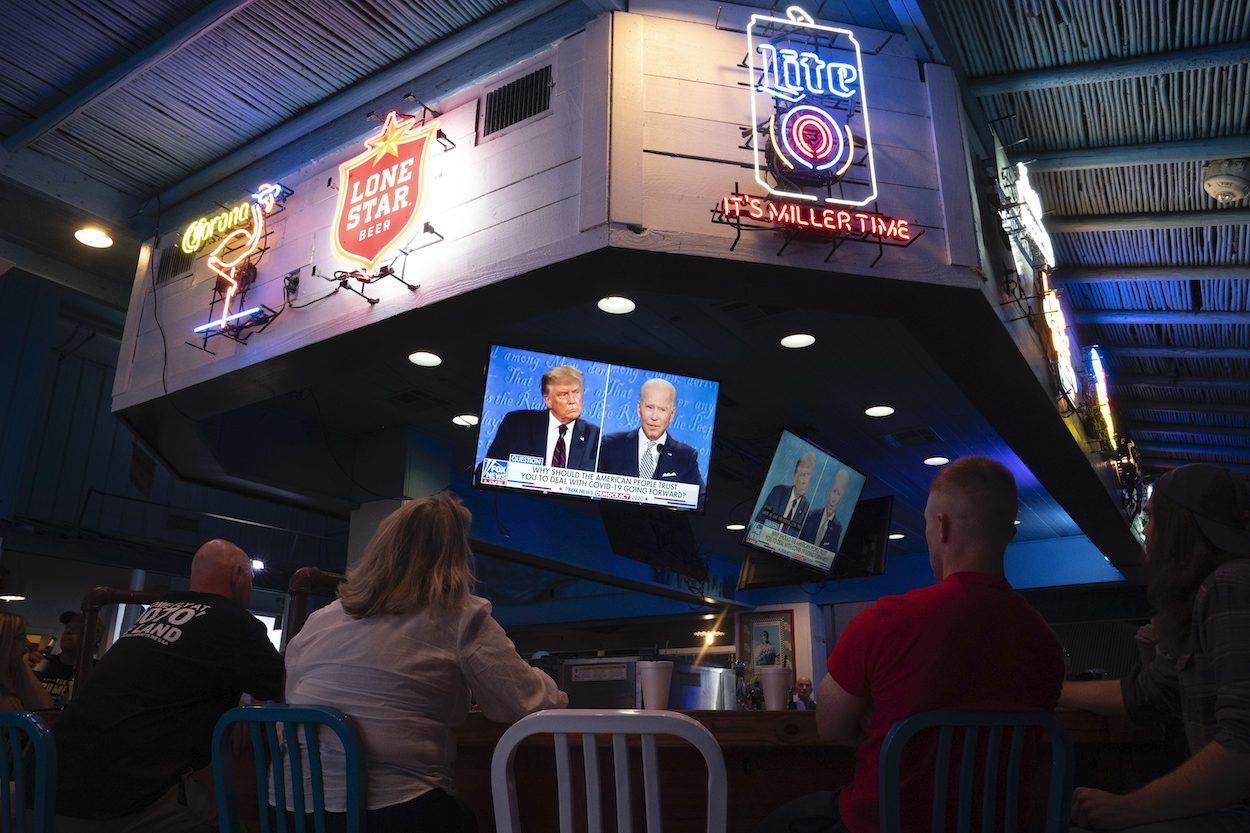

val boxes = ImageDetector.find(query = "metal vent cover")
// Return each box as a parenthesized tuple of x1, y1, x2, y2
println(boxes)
(156, 245, 194, 285)
(480, 64, 552, 140)
(878, 426, 941, 449)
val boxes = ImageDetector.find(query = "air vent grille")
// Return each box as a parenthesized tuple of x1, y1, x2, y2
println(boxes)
(878, 427, 941, 449)
(156, 245, 194, 285)
(482, 64, 552, 138)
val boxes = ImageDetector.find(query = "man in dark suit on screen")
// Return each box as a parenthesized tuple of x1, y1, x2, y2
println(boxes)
(801, 467, 851, 552)
(755, 452, 815, 537)
(597, 379, 704, 490)
(485, 364, 600, 471)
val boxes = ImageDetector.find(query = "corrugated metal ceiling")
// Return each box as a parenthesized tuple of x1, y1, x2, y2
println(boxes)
(939, 0, 1250, 474)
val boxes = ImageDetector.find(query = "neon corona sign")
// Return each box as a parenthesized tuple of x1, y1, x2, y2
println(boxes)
(332, 110, 438, 273)
(747, 6, 876, 206)
(1040, 271, 1080, 403)
(180, 202, 254, 254)
(1088, 346, 1118, 449)
(720, 193, 910, 241)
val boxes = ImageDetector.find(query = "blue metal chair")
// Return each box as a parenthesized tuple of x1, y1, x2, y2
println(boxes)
(212, 704, 365, 833)
(878, 711, 1073, 833)
(0, 711, 56, 833)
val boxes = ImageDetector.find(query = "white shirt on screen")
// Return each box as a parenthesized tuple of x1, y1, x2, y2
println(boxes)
(545, 411, 577, 467)
(282, 595, 567, 810)
(637, 430, 667, 478)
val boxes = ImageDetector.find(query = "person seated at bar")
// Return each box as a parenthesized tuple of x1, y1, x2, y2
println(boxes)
(284, 493, 567, 833)
(53, 540, 284, 833)
(788, 675, 816, 710)
(816, 456, 1064, 833)
(0, 613, 53, 711)
(36, 610, 95, 706)
(1063, 463, 1250, 832)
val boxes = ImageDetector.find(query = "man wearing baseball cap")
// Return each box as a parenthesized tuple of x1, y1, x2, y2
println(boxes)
(1063, 464, 1250, 832)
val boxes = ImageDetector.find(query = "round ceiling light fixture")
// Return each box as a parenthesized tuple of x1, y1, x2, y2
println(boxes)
(0, 595, 25, 603)
(923, 456, 950, 467)
(780, 333, 816, 349)
(597, 296, 636, 314)
(452, 414, 479, 427)
(74, 227, 113, 248)
(407, 351, 442, 367)
(1014, 520, 1022, 526)
(725, 523, 746, 531)
(888, 533, 905, 540)
(864, 405, 895, 418)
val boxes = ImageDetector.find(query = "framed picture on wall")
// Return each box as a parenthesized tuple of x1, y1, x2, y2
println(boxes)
(736, 609, 796, 689)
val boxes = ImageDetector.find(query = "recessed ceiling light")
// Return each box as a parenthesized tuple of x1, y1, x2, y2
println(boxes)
(726, 523, 746, 531)
(452, 414, 479, 427)
(780, 333, 816, 349)
(1014, 520, 1022, 526)
(924, 456, 949, 467)
(888, 533, 905, 540)
(74, 227, 113, 248)
(865, 405, 895, 418)
(702, 597, 716, 604)
(702, 613, 716, 620)
(0, 595, 25, 602)
(251, 559, 266, 572)
(408, 351, 442, 367)
(597, 296, 636, 314)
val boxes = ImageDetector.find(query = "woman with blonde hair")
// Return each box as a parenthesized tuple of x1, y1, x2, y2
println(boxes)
(0, 613, 53, 711)
(284, 492, 566, 832)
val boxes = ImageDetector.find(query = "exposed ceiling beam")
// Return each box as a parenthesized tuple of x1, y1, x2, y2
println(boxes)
(1012, 134, 1250, 173)
(1118, 400, 1250, 416)
(1098, 345, 1250, 360)
(1114, 375, 1250, 391)
(0, 148, 141, 228)
(970, 41, 1250, 96)
(2, 0, 262, 153)
(1047, 208, 1250, 233)
(1137, 441, 1250, 460)
(146, 0, 573, 221)
(1131, 422, 1250, 439)
(0, 238, 127, 310)
(1052, 265, 1250, 284)
(1072, 309, 1250, 325)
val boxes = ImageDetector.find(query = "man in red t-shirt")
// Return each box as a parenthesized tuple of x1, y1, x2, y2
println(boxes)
(818, 456, 1064, 833)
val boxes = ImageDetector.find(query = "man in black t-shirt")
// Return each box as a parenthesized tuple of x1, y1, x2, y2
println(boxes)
(36, 610, 90, 707)
(54, 540, 285, 833)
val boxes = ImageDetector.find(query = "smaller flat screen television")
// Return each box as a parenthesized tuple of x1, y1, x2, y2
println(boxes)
(473, 345, 718, 511)
(742, 430, 867, 573)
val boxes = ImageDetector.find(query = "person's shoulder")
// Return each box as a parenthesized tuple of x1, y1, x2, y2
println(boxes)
(664, 435, 697, 455)
(1198, 558, 1250, 607)
(602, 429, 633, 446)
(501, 408, 542, 425)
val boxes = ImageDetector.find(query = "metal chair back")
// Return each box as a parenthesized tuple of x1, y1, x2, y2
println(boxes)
(878, 710, 1073, 833)
(491, 708, 727, 833)
(212, 704, 365, 833)
(0, 711, 55, 833)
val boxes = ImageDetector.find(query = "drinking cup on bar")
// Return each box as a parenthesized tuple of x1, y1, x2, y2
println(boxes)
(757, 665, 791, 711)
(637, 660, 674, 710)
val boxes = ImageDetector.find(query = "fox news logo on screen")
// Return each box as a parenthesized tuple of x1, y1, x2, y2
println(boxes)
(480, 458, 508, 486)
(746, 6, 877, 207)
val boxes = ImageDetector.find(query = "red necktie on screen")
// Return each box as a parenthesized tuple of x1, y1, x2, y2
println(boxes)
(552, 424, 568, 468)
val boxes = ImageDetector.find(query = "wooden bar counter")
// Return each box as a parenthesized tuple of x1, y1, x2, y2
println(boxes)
(453, 709, 1179, 833)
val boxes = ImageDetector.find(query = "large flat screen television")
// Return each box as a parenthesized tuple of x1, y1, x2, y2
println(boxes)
(742, 430, 867, 572)
(473, 345, 718, 511)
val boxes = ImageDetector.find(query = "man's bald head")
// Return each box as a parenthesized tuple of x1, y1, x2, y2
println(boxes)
(190, 539, 254, 605)
(924, 457, 1017, 579)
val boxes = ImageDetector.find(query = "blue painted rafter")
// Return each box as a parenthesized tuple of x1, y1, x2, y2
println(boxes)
(1047, 208, 1250, 233)
(1138, 441, 1250, 460)
(1071, 309, 1250, 325)
(1053, 265, 1250, 284)
(971, 42, 1250, 96)
(1014, 135, 1250, 172)
(3, 0, 263, 153)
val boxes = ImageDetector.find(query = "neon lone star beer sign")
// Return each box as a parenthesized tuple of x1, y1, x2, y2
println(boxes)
(331, 110, 438, 273)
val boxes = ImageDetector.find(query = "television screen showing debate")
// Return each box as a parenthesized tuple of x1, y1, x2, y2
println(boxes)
(474, 345, 718, 511)
(743, 430, 867, 572)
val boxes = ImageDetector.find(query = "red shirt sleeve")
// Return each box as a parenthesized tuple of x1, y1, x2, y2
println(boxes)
(828, 604, 880, 698)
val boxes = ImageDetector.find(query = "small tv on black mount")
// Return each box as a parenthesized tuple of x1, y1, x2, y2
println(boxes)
(473, 345, 718, 511)
(741, 430, 867, 573)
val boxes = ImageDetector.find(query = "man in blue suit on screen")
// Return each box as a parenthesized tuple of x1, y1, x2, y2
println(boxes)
(485, 364, 600, 471)
(801, 467, 851, 552)
(597, 379, 704, 489)
(756, 452, 814, 536)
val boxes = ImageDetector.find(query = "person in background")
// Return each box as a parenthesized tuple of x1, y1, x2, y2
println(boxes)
(284, 493, 567, 833)
(0, 613, 52, 711)
(597, 378, 704, 489)
(816, 456, 1063, 833)
(485, 365, 601, 471)
(788, 675, 816, 710)
(36, 610, 92, 706)
(800, 468, 852, 552)
(1062, 464, 1250, 832)
(53, 539, 283, 833)
(756, 452, 815, 536)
